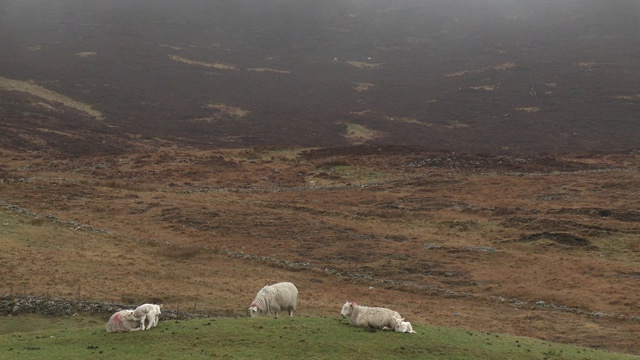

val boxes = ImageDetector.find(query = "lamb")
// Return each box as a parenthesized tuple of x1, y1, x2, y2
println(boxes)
(340, 301, 401, 330)
(394, 317, 417, 334)
(133, 303, 162, 330)
(247, 282, 298, 318)
(105, 310, 142, 333)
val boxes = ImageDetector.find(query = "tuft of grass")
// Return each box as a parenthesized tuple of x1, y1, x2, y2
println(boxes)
(315, 159, 351, 170)
(168, 55, 237, 70)
(94, 179, 156, 192)
(238, 146, 303, 162)
(29, 218, 45, 226)
(343, 123, 383, 144)
(1, 315, 638, 360)
(155, 245, 203, 260)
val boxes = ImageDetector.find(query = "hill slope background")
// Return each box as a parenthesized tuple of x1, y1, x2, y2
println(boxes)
(1, 145, 639, 354)
(1, 0, 639, 356)
(0, 0, 639, 154)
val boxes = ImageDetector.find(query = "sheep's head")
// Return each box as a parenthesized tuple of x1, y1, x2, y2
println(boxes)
(393, 317, 406, 332)
(126, 312, 141, 322)
(247, 303, 260, 317)
(340, 301, 354, 317)
(121, 310, 134, 317)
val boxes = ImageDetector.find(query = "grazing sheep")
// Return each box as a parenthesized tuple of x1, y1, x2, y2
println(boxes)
(340, 301, 401, 330)
(105, 310, 142, 333)
(248, 282, 298, 318)
(133, 303, 162, 330)
(394, 317, 417, 334)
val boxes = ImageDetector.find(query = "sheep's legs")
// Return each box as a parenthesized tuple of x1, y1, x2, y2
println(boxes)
(146, 314, 155, 328)
(139, 317, 147, 331)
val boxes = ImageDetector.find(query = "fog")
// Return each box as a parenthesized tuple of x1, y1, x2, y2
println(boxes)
(2, 0, 637, 58)
(0, 0, 638, 152)
(1, 0, 637, 38)
(2, 0, 636, 65)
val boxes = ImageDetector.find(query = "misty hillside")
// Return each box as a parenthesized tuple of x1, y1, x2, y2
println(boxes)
(0, 0, 639, 154)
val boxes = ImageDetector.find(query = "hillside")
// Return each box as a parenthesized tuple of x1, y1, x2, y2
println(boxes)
(1, 145, 639, 354)
(1, 0, 639, 356)
(2, 316, 639, 359)
(1, 0, 639, 153)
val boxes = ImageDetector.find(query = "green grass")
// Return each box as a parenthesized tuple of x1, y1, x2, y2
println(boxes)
(1, 315, 639, 360)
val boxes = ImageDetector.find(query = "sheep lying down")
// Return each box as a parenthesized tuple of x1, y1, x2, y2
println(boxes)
(105, 310, 142, 333)
(394, 317, 417, 334)
(340, 301, 401, 331)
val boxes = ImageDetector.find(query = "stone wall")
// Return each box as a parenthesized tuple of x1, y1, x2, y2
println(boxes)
(0, 295, 216, 319)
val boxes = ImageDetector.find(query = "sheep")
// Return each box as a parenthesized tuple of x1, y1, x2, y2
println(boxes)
(133, 303, 162, 330)
(105, 309, 142, 333)
(393, 317, 417, 334)
(247, 282, 298, 318)
(340, 301, 401, 330)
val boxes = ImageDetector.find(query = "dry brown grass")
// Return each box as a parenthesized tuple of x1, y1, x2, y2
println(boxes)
(346, 61, 383, 69)
(1, 145, 639, 354)
(444, 120, 470, 128)
(155, 245, 205, 260)
(445, 62, 517, 77)
(342, 123, 384, 144)
(349, 110, 374, 116)
(515, 107, 541, 113)
(352, 82, 375, 92)
(247, 67, 290, 74)
(94, 179, 156, 192)
(385, 116, 429, 126)
(75, 52, 97, 57)
(0, 76, 104, 120)
(470, 85, 496, 91)
(168, 55, 237, 70)
(205, 103, 250, 117)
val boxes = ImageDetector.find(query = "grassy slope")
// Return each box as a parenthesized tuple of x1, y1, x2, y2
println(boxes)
(1, 315, 638, 360)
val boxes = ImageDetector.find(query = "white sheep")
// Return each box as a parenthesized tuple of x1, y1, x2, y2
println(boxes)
(340, 301, 401, 330)
(105, 310, 142, 333)
(394, 317, 417, 334)
(133, 303, 162, 330)
(248, 282, 298, 318)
